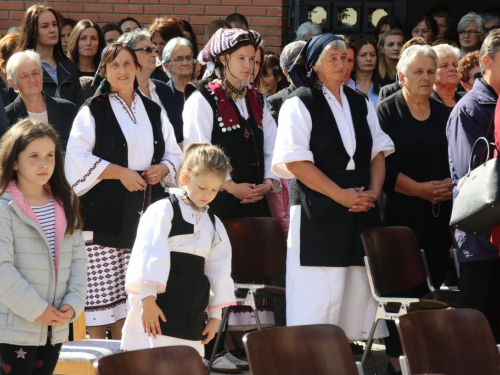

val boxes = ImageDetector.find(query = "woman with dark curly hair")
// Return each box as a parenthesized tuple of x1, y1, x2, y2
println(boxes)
(457, 50, 481, 92)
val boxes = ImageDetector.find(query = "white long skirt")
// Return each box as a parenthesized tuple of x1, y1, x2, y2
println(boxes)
(287, 206, 388, 340)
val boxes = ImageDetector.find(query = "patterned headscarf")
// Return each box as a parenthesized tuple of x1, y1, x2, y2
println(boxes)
(201, 28, 262, 63)
(288, 33, 342, 88)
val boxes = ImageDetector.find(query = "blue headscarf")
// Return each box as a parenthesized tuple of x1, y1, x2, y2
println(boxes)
(288, 33, 341, 88)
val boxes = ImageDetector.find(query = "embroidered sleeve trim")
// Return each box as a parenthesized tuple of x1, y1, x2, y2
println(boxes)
(162, 159, 177, 187)
(72, 158, 102, 188)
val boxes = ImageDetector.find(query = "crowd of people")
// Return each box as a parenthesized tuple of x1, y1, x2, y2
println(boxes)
(0, 3, 500, 375)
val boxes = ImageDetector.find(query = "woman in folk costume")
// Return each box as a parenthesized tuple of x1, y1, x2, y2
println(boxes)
(121, 143, 235, 357)
(272, 34, 394, 339)
(183, 28, 280, 220)
(183, 28, 280, 372)
(64, 44, 182, 339)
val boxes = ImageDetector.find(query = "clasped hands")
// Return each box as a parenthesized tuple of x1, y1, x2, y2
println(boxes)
(34, 304, 75, 326)
(338, 187, 378, 213)
(418, 178, 452, 204)
(224, 180, 273, 204)
(119, 164, 170, 192)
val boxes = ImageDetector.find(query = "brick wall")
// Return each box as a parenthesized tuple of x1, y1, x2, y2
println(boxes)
(0, 0, 289, 53)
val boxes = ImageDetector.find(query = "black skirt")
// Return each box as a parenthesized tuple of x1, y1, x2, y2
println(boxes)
(156, 251, 210, 341)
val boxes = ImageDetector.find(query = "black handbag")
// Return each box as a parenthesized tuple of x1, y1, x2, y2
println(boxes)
(450, 136, 500, 234)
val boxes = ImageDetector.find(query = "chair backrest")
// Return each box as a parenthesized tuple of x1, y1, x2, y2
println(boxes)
(243, 324, 361, 375)
(397, 309, 500, 375)
(361, 226, 428, 296)
(223, 217, 287, 281)
(94, 345, 206, 375)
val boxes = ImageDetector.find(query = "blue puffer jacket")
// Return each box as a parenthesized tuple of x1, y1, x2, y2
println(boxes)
(447, 78, 499, 263)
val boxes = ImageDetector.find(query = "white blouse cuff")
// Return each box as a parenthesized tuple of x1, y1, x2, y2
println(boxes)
(208, 308, 223, 319)
(140, 283, 158, 301)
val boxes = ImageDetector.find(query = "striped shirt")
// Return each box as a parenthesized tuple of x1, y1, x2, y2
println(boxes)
(31, 197, 56, 264)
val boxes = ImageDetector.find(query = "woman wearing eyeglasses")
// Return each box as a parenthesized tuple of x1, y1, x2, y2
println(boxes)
(457, 12, 485, 58)
(117, 29, 182, 145)
(161, 37, 195, 145)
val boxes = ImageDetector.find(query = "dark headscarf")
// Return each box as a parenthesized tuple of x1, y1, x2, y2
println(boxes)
(288, 33, 341, 88)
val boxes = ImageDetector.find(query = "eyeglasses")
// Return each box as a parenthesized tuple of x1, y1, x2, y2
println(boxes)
(134, 46, 159, 54)
(167, 56, 194, 64)
(458, 30, 482, 36)
(485, 25, 500, 33)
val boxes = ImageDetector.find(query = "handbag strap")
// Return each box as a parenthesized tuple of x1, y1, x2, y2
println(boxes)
(472, 112, 497, 171)
(469, 137, 492, 172)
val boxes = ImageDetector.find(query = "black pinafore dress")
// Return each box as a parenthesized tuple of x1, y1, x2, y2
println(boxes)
(155, 195, 217, 340)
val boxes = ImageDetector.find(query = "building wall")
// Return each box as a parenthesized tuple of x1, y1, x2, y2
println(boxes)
(1, 0, 289, 53)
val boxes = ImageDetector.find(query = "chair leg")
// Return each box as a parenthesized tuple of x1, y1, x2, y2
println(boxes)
(361, 319, 379, 366)
(368, 348, 378, 374)
(248, 291, 262, 330)
(207, 307, 230, 374)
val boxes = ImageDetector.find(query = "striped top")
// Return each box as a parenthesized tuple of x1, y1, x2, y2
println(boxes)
(31, 197, 56, 264)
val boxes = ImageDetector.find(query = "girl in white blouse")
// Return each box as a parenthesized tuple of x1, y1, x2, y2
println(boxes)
(121, 143, 235, 357)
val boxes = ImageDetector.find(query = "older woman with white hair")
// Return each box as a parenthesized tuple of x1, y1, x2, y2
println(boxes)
(2, 50, 77, 149)
(376, 45, 452, 374)
(295, 21, 322, 41)
(457, 12, 485, 57)
(160, 37, 194, 145)
(431, 44, 463, 111)
(272, 33, 394, 345)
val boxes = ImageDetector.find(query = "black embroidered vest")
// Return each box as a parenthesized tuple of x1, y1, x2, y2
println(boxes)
(79, 87, 167, 246)
(185, 80, 270, 219)
(288, 84, 380, 267)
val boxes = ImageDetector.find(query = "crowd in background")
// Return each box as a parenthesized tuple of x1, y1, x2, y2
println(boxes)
(1, 4, 500, 375)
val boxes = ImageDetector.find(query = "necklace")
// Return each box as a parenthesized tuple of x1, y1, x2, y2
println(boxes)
(225, 79, 247, 99)
(111, 92, 137, 124)
(431, 202, 441, 218)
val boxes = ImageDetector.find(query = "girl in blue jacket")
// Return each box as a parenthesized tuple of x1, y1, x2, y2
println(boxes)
(0, 119, 87, 375)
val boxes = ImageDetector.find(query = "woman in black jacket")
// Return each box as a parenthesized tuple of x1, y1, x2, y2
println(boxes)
(16, 4, 84, 107)
(3, 50, 77, 150)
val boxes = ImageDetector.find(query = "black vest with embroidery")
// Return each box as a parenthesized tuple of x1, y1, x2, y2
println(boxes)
(289, 84, 380, 267)
(185, 80, 270, 220)
(79, 88, 167, 248)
